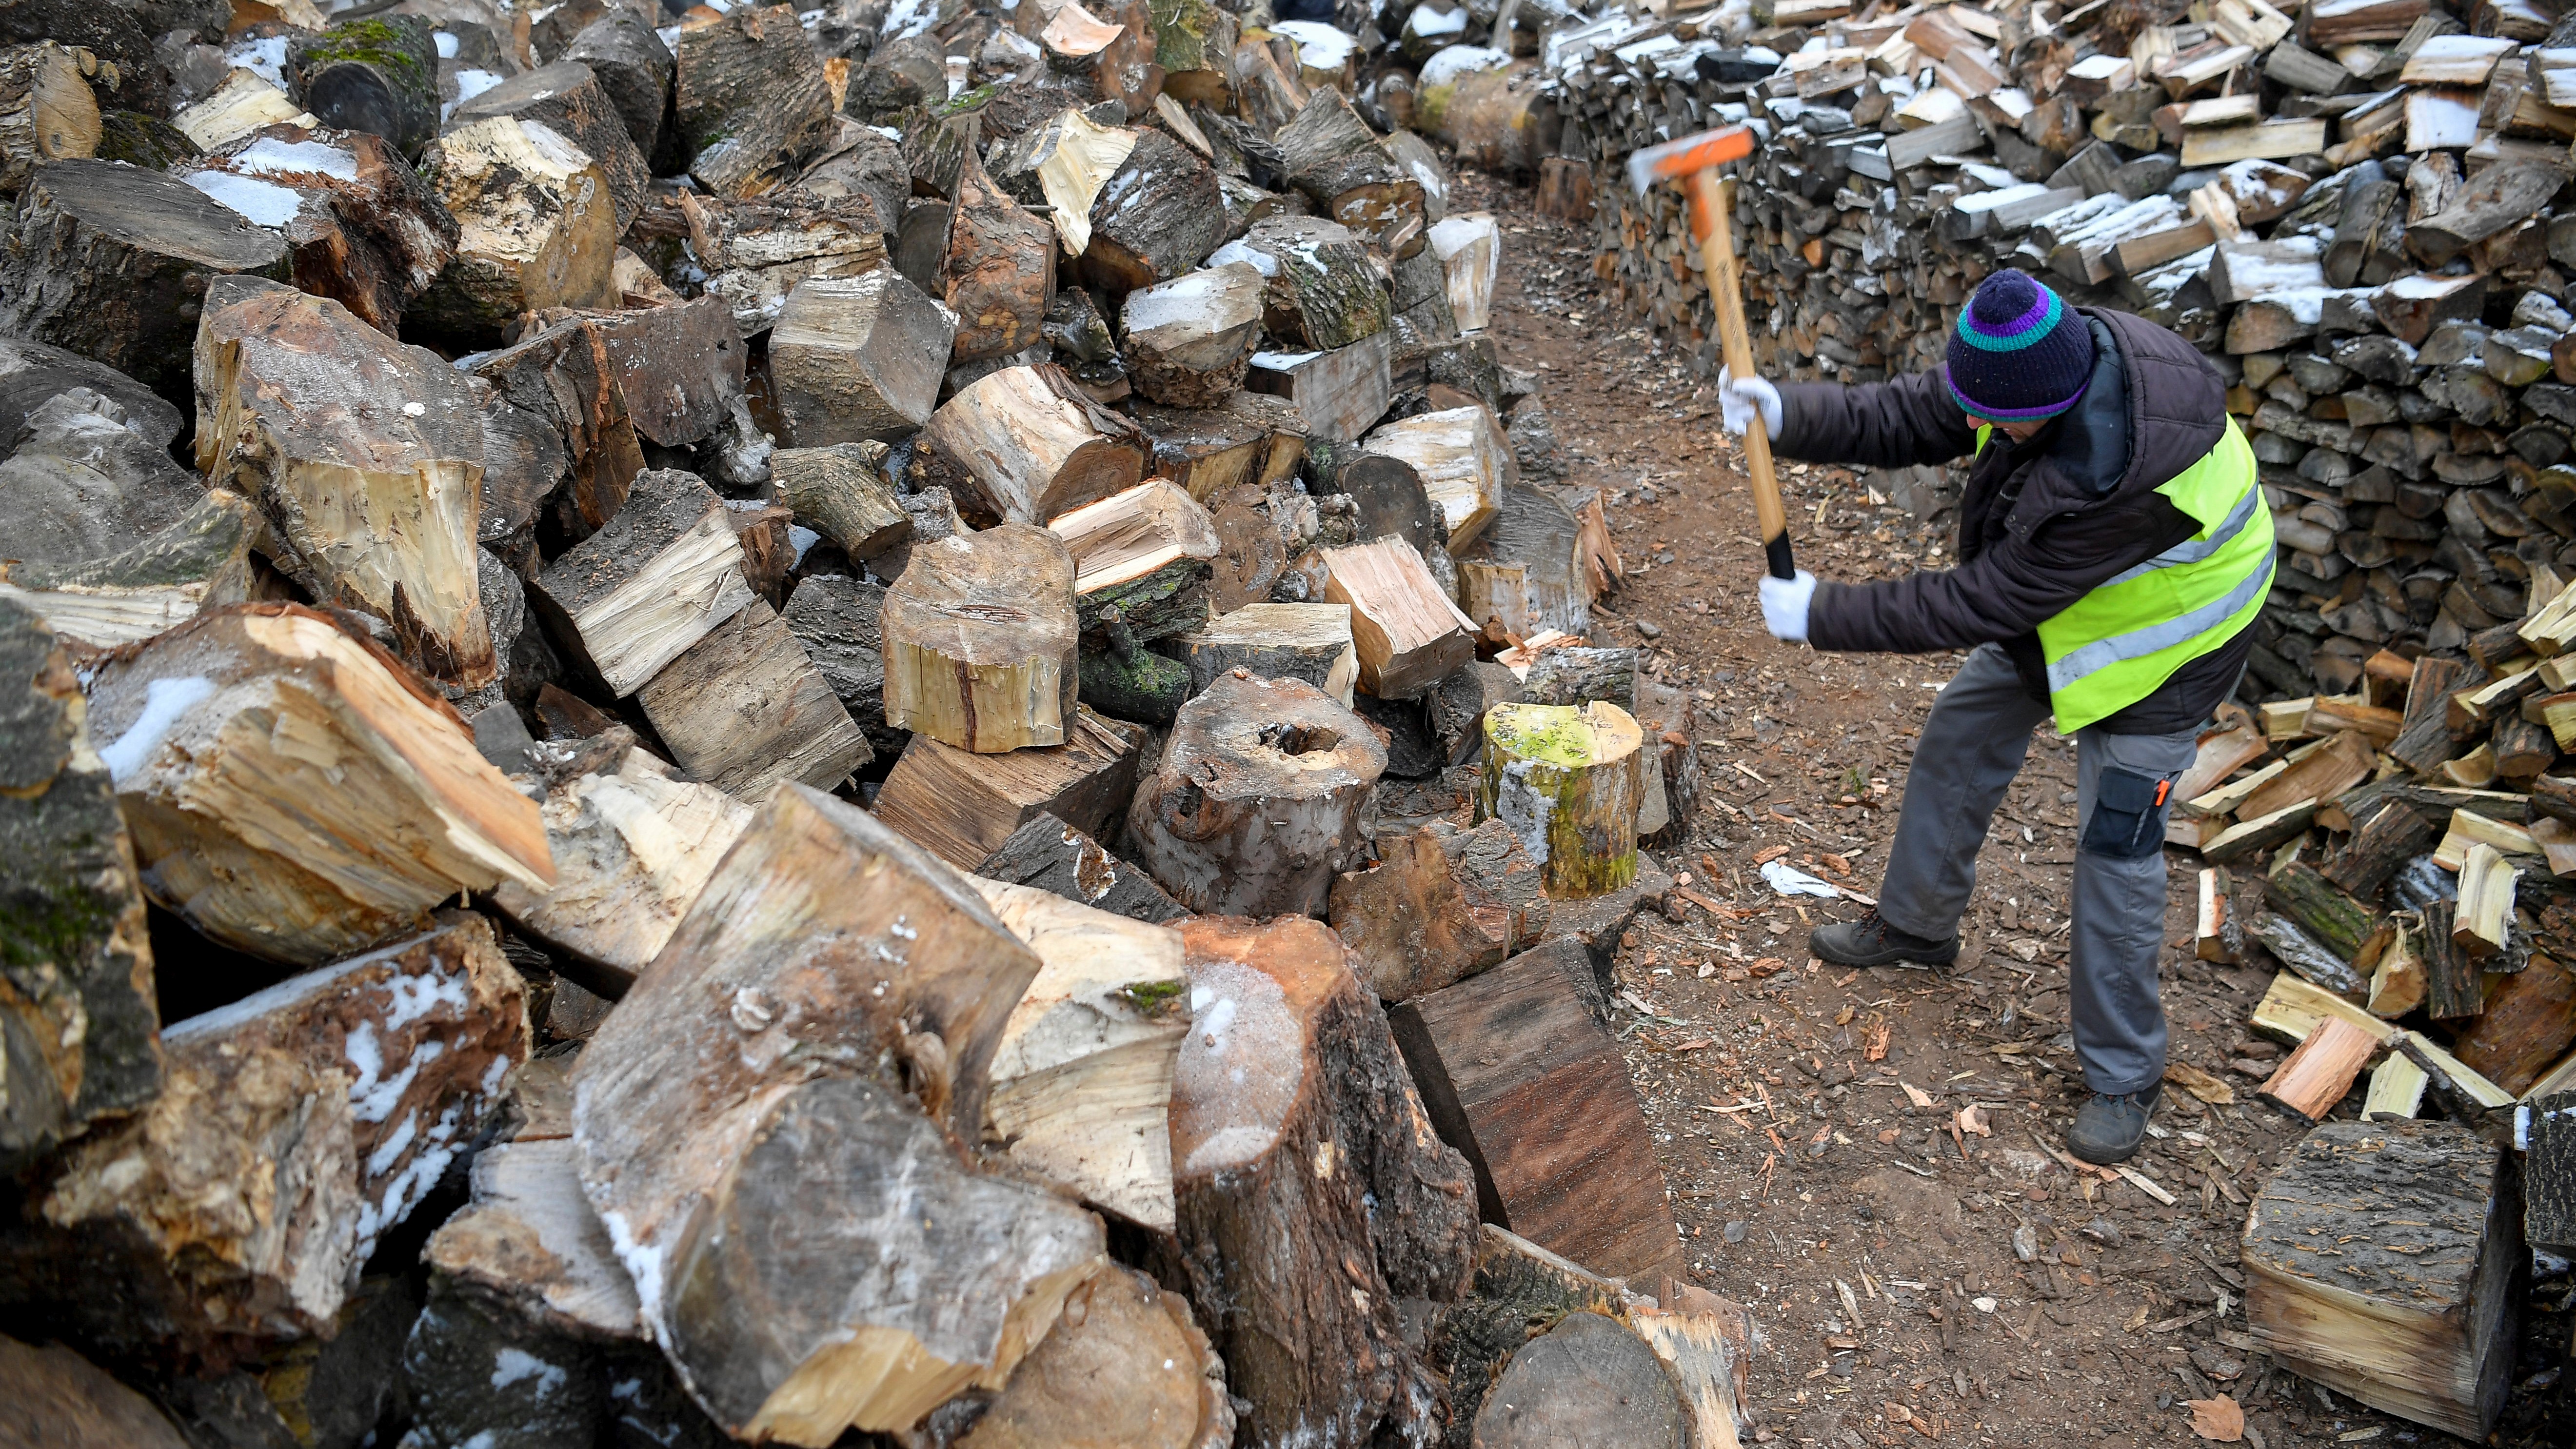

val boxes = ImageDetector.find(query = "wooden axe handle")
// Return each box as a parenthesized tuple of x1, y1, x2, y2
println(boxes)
(1684, 167, 1794, 582)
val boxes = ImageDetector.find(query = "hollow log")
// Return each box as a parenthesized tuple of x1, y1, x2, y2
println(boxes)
(529, 467, 756, 697)
(1122, 262, 1266, 408)
(413, 117, 617, 343)
(880, 523, 1081, 754)
(1479, 700, 1646, 900)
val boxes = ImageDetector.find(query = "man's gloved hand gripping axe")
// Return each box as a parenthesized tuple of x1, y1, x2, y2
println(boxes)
(1626, 124, 1796, 582)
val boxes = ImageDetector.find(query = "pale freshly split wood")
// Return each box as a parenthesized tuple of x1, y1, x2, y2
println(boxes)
(774, 442, 908, 560)
(987, 106, 1137, 257)
(971, 876, 1188, 1231)
(1330, 818, 1548, 1003)
(530, 468, 756, 697)
(1122, 262, 1267, 408)
(1480, 700, 1646, 900)
(1428, 212, 1500, 332)
(0, 600, 159, 1175)
(87, 605, 552, 964)
(2257, 1014, 2381, 1120)
(916, 363, 1150, 524)
(2452, 841, 2519, 959)
(1458, 482, 1589, 641)
(2369, 916, 2428, 1019)
(0, 42, 99, 195)
(1176, 602, 1358, 705)
(2361, 1051, 2429, 1120)
(871, 705, 1144, 869)
(490, 740, 753, 997)
(413, 117, 617, 341)
(2196, 866, 2241, 963)
(952, 1266, 1233, 1449)
(1362, 405, 1514, 550)
(172, 69, 318, 153)
(1047, 478, 1223, 639)
(1125, 672, 1386, 916)
(2240, 728, 2374, 820)
(636, 598, 872, 800)
(1246, 332, 1394, 445)
(1322, 536, 1477, 699)
(571, 785, 1103, 1445)
(424, 1135, 643, 1341)
(8, 914, 527, 1356)
(881, 524, 1081, 753)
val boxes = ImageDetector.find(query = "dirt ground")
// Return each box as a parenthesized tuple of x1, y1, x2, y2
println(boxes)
(1453, 170, 2576, 1449)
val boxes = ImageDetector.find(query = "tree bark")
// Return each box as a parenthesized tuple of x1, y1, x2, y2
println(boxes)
(1048, 478, 1223, 644)
(1215, 214, 1391, 350)
(776, 442, 909, 559)
(2324, 795, 2437, 897)
(529, 467, 757, 697)
(945, 151, 1054, 364)
(452, 60, 650, 231)
(672, 3, 835, 198)
(2450, 951, 2576, 1095)
(634, 597, 872, 799)
(535, 294, 746, 451)
(286, 16, 440, 158)
(1330, 818, 1548, 1003)
(880, 522, 1082, 753)
(972, 811, 1189, 923)
(778, 573, 906, 757)
(2263, 859, 2382, 962)
(1480, 700, 1646, 900)
(1246, 329, 1394, 445)
(871, 703, 1145, 868)
(562, 7, 673, 161)
(468, 312, 644, 554)
(1081, 129, 1228, 293)
(413, 116, 618, 344)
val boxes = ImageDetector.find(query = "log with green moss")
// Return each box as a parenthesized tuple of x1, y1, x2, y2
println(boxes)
(2265, 859, 2383, 962)
(289, 16, 441, 158)
(1079, 641, 1191, 726)
(1478, 700, 1644, 901)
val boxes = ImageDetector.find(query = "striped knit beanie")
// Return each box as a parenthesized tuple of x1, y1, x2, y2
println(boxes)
(1944, 269, 2096, 422)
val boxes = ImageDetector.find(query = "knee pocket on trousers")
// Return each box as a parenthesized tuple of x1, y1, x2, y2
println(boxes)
(2081, 766, 2174, 861)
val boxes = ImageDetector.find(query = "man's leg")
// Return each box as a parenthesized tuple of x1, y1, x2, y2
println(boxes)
(2063, 724, 2200, 1162)
(1814, 645, 2048, 967)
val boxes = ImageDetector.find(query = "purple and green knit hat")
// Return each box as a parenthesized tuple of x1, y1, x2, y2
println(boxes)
(1943, 269, 2096, 422)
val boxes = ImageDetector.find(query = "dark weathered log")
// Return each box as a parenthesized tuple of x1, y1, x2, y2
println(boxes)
(945, 151, 1054, 364)
(1316, 449, 1439, 554)
(287, 16, 440, 158)
(1149, 914, 1477, 1449)
(562, 7, 673, 161)
(537, 295, 745, 451)
(636, 598, 872, 799)
(530, 468, 756, 697)
(671, 3, 835, 198)
(677, 187, 888, 337)
(881, 523, 1081, 754)
(2323, 796, 2438, 898)
(414, 116, 618, 342)
(451, 60, 651, 232)
(469, 312, 644, 554)
(777, 572, 904, 755)
(916, 363, 1150, 525)
(1131, 401, 1277, 502)
(1212, 214, 1390, 351)
(770, 269, 953, 446)
(1471, 1310, 1688, 1449)
(2390, 655, 2479, 776)
(1081, 128, 1228, 293)
(2421, 898, 2486, 1021)
(973, 811, 1189, 924)
(570, 784, 1104, 1443)
(872, 704, 1144, 869)
(1127, 672, 1387, 917)
(174, 121, 461, 333)
(2264, 859, 2382, 961)
(1330, 818, 1547, 1003)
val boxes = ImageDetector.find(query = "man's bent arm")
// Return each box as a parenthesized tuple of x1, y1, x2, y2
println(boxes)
(1774, 368, 1981, 471)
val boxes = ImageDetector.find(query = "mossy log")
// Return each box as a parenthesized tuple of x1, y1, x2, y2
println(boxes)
(287, 16, 440, 158)
(1478, 700, 1645, 900)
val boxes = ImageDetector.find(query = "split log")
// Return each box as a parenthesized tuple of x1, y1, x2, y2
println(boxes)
(880, 523, 1081, 754)
(1329, 818, 1548, 1003)
(678, 188, 889, 337)
(1123, 262, 1267, 408)
(872, 704, 1145, 869)
(1429, 213, 1499, 333)
(770, 269, 954, 446)
(2256, 1014, 2380, 1120)
(951, 1266, 1233, 1449)
(452, 62, 649, 235)
(173, 70, 316, 155)
(2452, 841, 2519, 960)
(0, 159, 289, 396)
(1458, 482, 1588, 641)
(468, 313, 642, 554)
(1430, 658, 1526, 767)
(1081, 128, 1231, 293)
(970, 876, 1188, 1230)
(915, 363, 1150, 525)
(7, 913, 527, 1357)
(987, 107, 1135, 257)
(2450, 952, 2576, 1094)
(2370, 915, 2428, 1018)
(2263, 859, 2382, 962)
(636, 598, 872, 800)
(2323, 795, 2437, 898)
(1434, 1224, 1631, 1432)
(1480, 700, 1645, 900)
(1363, 405, 1513, 551)
(539, 295, 744, 451)
(286, 16, 440, 158)
(1471, 1311, 1689, 1448)
(1246, 331, 1393, 446)
(2242, 729, 2374, 821)
(1419, 60, 1553, 177)
(530, 467, 756, 696)
(88, 604, 551, 964)
(490, 737, 754, 998)
(1049, 478, 1223, 643)
(1126, 672, 1386, 916)
(1176, 601, 1359, 705)
(0, 599, 159, 1174)
(0, 43, 99, 196)
(1151, 914, 1477, 1449)
(1133, 402, 1279, 503)
(974, 812, 1188, 924)
(413, 117, 617, 342)
(424, 1134, 644, 1343)
(779, 574, 902, 755)
(1322, 536, 1476, 699)
(671, 3, 835, 198)
(1212, 215, 1391, 351)
(2242, 1119, 2519, 1442)
(0, 1336, 190, 1449)
(775, 443, 906, 563)
(562, 7, 673, 161)
(945, 152, 1054, 364)
(2421, 898, 2485, 1021)
(570, 784, 1104, 1444)
(0, 334, 178, 448)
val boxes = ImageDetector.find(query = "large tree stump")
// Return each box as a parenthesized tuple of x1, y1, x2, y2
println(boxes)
(0, 599, 159, 1175)
(175, 124, 459, 336)
(1364, 404, 1513, 552)
(952, 1266, 1234, 1449)
(671, 3, 834, 198)
(0, 158, 288, 396)
(1126, 672, 1385, 917)
(1246, 330, 1394, 445)
(676, 188, 888, 337)
(974, 812, 1188, 923)
(636, 597, 872, 800)
(1331, 818, 1548, 1003)
(1479, 700, 1645, 900)
(881, 523, 1081, 754)
(1211, 215, 1391, 350)
(971, 876, 1189, 1230)
(562, 7, 673, 161)
(467, 312, 644, 553)
(529, 467, 756, 697)
(414, 116, 617, 342)
(0, 42, 99, 197)
(286, 16, 440, 158)
(1459, 482, 1588, 640)
(872, 704, 1145, 867)
(1122, 261, 1266, 408)
(7, 913, 527, 1359)
(770, 269, 953, 446)
(1323, 536, 1478, 699)
(571, 785, 1106, 1444)
(916, 363, 1150, 525)
(1150, 914, 1477, 1449)
(945, 151, 1054, 364)
(1176, 601, 1359, 705)
(451, 60, 650, 232)
(1081, 129, 1228, 293)
(88, 604, 552, 964)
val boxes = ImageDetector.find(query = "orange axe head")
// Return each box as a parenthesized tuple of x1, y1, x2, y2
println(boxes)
(1625, 123, 1755, 198)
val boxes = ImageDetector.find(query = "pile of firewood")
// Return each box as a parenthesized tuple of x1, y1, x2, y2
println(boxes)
(0, 0, 1771, 1443)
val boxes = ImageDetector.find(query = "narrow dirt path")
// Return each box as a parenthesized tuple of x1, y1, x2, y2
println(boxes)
(1458, 169, 2570, 1449)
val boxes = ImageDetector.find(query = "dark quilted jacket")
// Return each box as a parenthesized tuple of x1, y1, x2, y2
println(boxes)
(1773, 306, 2254, 735)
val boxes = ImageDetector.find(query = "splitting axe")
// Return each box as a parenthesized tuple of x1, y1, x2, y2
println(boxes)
(1626, 124, 1795, 582)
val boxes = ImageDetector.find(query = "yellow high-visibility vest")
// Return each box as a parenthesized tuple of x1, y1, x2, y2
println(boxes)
(1974, 418, 2273, 733)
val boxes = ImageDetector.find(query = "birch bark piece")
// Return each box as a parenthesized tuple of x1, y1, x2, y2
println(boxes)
(880, 522, 1081, 754)
(915, 362, 1150, 525)
(529, 467, 756, 697)
(85, 604, 553, 964)
(971, 876, 1188, 1230)
(413, 116, 617, 343)
(1124, 671, 1386, 916)
(1321, 536, 1477, 699)
(636, 597, 873, 800)
(570, 784, 1104, 1445)
(1121, 262, 1266, 408)
(872, 704, 1145, 867)
(770, 269, 953, 445)
(1478, 699, 1645, 900)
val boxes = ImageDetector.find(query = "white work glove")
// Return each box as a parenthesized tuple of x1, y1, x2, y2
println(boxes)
(1760, 569, 1816, 643)
(1718, 365, 1782, 441)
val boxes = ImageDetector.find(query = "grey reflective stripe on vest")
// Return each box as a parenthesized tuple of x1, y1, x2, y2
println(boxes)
(2045, 549, 2277, 694)
(2096, 484, 2263, 590)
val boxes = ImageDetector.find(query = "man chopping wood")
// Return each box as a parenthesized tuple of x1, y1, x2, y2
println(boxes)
(1715, 269, 2271, 1165)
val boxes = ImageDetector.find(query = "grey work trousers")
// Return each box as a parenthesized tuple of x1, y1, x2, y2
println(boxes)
(1874, 644, 2200, 1096)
